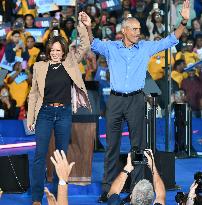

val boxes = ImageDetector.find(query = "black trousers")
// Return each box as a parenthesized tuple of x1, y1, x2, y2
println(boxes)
(102, 92, 146, 192)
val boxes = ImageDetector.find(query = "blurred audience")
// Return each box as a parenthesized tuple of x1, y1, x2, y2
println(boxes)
(94, 56, 110, 116)
(42, 18, 69, 46)
(24, 14, 36, 29)
(4, 62, 29, 108)
(194, 34, 202, 60)
(171, 59, 188, 88)
(0, 0, 201, 121)
(26, 36, 40, 67)
(5, 30, 29, 63)
(181, 68, 202, 118)
(176, 38, 200, 65)
(0, 84, 18, 119)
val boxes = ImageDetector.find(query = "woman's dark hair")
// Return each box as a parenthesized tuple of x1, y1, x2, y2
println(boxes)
(46, 36, 69, 61)
(173, 59, 185, 70)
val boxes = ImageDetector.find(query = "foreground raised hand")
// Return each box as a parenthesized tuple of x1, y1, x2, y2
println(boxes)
(50, 150, 75, 182)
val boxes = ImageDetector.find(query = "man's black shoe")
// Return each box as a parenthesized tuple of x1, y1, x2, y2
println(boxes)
(121, 194, 131, 205)
(98, 192, 108, 203)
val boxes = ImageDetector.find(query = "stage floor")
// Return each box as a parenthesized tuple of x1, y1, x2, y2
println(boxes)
(0, 118, 202, 204)
(0, 147, 202, 205)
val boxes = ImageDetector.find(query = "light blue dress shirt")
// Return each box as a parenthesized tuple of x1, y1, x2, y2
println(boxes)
(91, 34, 179, 93)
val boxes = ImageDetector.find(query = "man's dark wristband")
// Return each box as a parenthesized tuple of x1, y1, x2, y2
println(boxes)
(181, 20, 188, 26)
(122, 169, 130, 175)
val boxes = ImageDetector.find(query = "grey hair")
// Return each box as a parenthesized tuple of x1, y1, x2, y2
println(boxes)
(131, 179, 154, 205)
(121, 17, 139, 29)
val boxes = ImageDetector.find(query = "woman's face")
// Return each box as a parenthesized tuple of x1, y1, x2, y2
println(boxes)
(25, 16, 34, 27)
(193, 20, 201, 30)
(50, 42, 64, 63)
(154, 13, 162, 23)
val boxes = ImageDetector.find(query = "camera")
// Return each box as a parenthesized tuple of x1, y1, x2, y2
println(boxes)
(131, 147, 150, 165)
(194, 172, 202, 194)
(175, 192, 187, 204)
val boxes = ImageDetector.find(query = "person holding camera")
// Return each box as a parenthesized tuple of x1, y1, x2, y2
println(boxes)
(42, 18, 69, 46)
(86, 0, 191, 202)
(107, 149, 165, 205)
(186, 181, 198, 205)
(146, 3, 165, 40)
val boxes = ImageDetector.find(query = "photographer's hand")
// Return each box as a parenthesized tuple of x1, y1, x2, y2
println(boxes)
(124, 153, 134, 173)
(108, 153, 134, 197)
(187, 181, 198, 204)
(144, 149, 166, 205)
(144, 149, 156, 172)
(50, 150, 75, 182)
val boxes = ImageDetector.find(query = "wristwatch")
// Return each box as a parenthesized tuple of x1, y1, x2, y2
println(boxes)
(181, 19, 188, 26)
(59, 179, 68, 185)
(122, 169, 130, 176)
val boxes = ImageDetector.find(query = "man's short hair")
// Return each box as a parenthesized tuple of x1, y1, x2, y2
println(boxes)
(131, 179, 154, 205)
(11, 30, 20, 36)
(121, 17, 139, 29)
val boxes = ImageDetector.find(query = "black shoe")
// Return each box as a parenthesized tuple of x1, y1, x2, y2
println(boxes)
(121, 194, 131, 205)
(98, 192, 108, 203)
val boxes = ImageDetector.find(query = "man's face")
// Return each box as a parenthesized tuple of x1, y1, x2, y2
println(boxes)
(12, 33, 20, 44)
(26, 37, 35, 49)
(65, 21, 74, 29)
(122, 20, 141, 44)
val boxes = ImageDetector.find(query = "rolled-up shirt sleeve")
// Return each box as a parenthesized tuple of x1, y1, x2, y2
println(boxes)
(91, 38, 109, 57)
(146, 33, 179, 57)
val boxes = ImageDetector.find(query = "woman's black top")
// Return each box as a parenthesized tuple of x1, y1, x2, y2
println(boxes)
(43, 63, 72, 105)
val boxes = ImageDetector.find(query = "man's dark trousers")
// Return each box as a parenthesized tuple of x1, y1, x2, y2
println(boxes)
(102, 92, 146, 192)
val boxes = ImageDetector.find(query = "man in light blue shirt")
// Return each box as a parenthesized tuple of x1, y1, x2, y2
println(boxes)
(82, 1, 190, 203)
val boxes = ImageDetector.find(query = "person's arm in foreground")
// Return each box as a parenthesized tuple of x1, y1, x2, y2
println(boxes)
(148, 0, 190, 56)
(144, 149, 166, 205)
(174, 0, 190, 39)
(45, 150, 75, 205)
(108, 153, 134, 196)
(72, 12, 91, 63)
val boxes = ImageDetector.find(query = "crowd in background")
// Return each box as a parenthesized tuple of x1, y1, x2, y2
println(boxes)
(0, 0, 202, 119)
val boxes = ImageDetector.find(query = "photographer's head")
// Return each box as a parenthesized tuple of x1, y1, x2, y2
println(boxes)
(131, 179, 154, 205)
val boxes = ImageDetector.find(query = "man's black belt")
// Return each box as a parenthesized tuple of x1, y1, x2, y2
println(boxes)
(111, 89, 142, 97)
